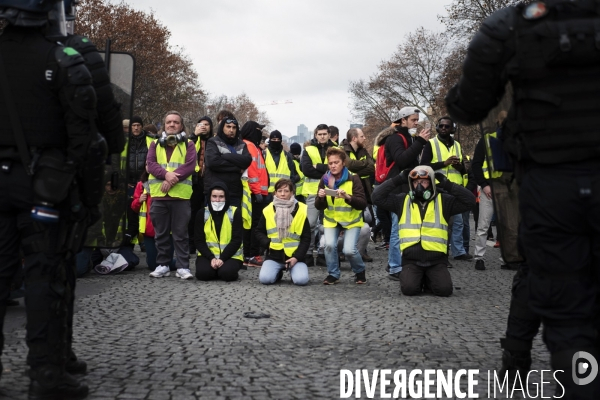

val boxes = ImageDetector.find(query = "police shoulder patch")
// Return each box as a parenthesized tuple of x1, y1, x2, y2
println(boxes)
(63, 47, 80, 57)
(523, 2, 548, 20)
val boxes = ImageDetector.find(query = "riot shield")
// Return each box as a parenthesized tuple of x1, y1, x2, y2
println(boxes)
(480, 84, 524, 264)
(85, 51, 135, 248)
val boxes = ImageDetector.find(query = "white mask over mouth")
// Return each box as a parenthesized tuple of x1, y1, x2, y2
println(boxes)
(408, 128, 418, 136)
(211, 201, 226, 211)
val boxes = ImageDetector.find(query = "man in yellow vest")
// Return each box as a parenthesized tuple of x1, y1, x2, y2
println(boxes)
(146, 111, 197, 280)
(263, 130, 299, 194)
(372, 166, 475, 296)
(341, 127, 375, 262)
(421, 116, 473, 262)
(300, 124, 336, 266)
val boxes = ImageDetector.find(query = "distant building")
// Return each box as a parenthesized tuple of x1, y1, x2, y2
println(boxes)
(297, 124, 309, 143)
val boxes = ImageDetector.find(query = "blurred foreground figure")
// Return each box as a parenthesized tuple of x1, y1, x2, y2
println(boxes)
(446, 1, 600, 398)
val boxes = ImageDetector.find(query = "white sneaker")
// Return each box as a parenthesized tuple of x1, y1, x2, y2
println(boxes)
(149, 265, 170, 278)
(176, 268, 194, 280)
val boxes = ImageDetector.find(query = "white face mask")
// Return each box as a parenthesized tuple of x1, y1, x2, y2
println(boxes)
(408, 128, 418, 136)
(211, 201, 226, 211)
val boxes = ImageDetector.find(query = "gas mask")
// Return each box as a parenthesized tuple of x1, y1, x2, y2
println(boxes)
(413, 183, 432, 201)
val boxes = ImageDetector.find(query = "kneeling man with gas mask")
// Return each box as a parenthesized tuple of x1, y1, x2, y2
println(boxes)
(372, 166, 475, 296)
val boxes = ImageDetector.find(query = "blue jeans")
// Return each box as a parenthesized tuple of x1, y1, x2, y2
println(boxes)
(388, 212, 402, 274)
(461, 211, 471, 253)
(450, 213, 467, 257)
(259, 259, 309, 286)
(144, 236, 176, 271)
(324, 226, 365, 279)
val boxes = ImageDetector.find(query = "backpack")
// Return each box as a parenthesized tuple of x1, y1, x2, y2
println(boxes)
(375, 133, 408, 183)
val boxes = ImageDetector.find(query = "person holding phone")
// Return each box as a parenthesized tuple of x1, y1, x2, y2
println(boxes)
(421, 116, 472, 262)
(315, 148, 368, 284)
(256, 179, 311, 285)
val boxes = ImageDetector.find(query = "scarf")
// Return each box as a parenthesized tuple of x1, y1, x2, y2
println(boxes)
(272, 196, 296, 240)
(323, 167, 349, 189)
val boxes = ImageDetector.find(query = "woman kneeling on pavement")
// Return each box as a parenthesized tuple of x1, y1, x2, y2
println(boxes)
(315, 147, 367, 285)
(195, 183, 244, 281)
(257, 179, 310, 285)
(372, 166, 475, 296)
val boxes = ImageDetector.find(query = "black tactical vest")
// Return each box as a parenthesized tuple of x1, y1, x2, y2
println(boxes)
(508, 1, 600, 164)
(0, 27, 67, 149)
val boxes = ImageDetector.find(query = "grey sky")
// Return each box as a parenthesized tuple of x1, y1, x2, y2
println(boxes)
(128, 0, 454, 139)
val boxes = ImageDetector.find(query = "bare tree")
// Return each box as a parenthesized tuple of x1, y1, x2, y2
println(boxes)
(439, 0, 521, 40)
(76, 0, 207, 125)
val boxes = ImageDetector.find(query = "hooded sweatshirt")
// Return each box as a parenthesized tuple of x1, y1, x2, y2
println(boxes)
(194, 182, 243, 260)
(372, 166, 476, 266)
(241, 121, 269, 195)
(203, 120, 252, 200)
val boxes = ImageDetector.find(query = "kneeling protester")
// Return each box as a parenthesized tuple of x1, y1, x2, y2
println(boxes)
(257, 179, 311, 286)
(195, 183, 244, 281)
(372, 166, 475, 296)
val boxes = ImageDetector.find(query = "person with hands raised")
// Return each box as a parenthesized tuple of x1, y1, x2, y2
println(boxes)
(372, 166, 475, 296)
(257, 179, 311, 286)
(315, 148, 368, 285)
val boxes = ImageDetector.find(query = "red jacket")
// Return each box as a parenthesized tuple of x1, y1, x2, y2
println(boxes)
(243, 139, 269, 195)
(131, 181, 155, 237)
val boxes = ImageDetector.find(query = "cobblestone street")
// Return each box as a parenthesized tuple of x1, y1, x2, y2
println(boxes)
(1, 224, 550, 399)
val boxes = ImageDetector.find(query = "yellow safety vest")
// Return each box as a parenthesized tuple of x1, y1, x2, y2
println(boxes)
(121, 136, 155, 170)
(431, 137, 463, 185)
(323, 178, 363, 230)
(194, 137, 202, 173)
(302, 146, 327, 196)
(265, 149, 292, 193)
(263, 202, 307, 257)
(199, 206, 243, 261)
(483, 133, 503, 179)
(241, 179, 252, 229)
(398, 196, 448, 253)
(149, 141, 193, 199)
(139, 182, 150, 234)
(293, 159, 304, 197)
(348, 151, 369, 179)
(373, 144, 380, 161)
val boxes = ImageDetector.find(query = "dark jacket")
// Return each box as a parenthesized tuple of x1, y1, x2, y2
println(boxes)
(471, 137, 489, 189)
(300, 138, 335, 179)
(376, 126, 427, 193)
(204, 133, 252, 200)
(256, 202, 311, 263)
(372, 174, 476, 266)
(314, 174, 367, 213)
(341, 139, 374, 203)
(127, 132, 150, 184)
(194, 183, 243, 261)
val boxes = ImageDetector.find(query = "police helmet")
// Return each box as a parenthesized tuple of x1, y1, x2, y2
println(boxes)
(0, 0, 66, 38)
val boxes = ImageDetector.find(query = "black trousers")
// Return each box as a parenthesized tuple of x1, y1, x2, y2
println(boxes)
(504, 265, 541, 345)
(188, 183, 205, 251)
(195, 256, 241, 282)
(520, 165, 600, 398)
(0, 162, 72, 370)
(399, 263, 453, 297)
(376, 206, 392, 242)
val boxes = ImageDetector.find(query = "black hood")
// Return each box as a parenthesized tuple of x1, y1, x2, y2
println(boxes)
(197, 116, 213, 139)
(207, 182, 230, 215)
(216, 119, 241, 145)
(240, 121, 263, 146)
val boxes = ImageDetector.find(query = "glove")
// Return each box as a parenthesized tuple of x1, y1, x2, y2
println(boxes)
(434, 172, 450, 188)
(398, 169, 411, 183)
(254, 194, 263, 203)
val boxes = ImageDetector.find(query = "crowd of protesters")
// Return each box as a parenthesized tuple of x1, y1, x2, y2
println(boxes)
(74, 107, 515, 296)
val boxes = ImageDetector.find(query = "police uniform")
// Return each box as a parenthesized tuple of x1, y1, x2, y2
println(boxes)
(446, 1, 600, 397)
(0, 14, 97, 399)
